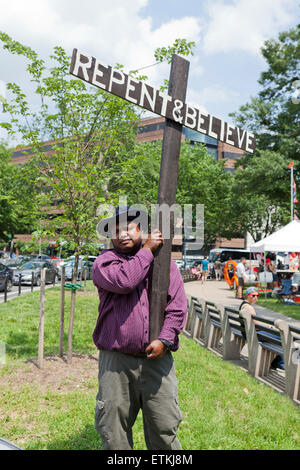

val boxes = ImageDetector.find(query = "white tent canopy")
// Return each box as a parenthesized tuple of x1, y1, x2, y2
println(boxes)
(250, 220, 300, 253)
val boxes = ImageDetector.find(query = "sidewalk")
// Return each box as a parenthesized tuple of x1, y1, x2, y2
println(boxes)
(184, 279, 300, 326)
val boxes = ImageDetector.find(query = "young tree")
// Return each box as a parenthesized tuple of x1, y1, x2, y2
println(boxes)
(0, 34, 140, 363)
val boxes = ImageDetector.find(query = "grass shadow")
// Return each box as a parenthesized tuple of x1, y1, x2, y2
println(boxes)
(5, 331, 37, 358)
(26, 424, 102, 451)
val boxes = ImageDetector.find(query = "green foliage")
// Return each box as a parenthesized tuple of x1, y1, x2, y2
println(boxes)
(231, 150, 291, 241)
(154, 38, 195, 64)
(230, 24, 300, 165)
(259, 25, 300, 101)
(115, 141, 161, 207)
(0, 142, 39, 241)
(154, 38, 195, 91)
(228, 24, 299, 240)
(129, 38, 195, 91)
(15, 239, 49, 256)
(177, 143, 236, 249)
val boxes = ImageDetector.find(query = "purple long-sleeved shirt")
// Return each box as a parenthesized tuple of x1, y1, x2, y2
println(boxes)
(92, 247, 187, 354)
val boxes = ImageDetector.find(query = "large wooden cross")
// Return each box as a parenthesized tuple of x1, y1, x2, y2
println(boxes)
(70, 49, 256, 342)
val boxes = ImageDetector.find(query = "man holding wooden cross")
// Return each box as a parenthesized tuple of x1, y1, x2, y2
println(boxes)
(92, 206, 187, 450)
(70, 47, 255, 450)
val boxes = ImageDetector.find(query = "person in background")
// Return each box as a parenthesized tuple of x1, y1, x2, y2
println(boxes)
(239, 287, 284, 370)
(214, 259, 222, 281)
(201, 256, 210, 284)
(227, 258, 235, 281)
(258, 259, 265, 273)
(236, 257, 247, 299)
(277, 259, 284, 270)
(291, 284, 299, 299)
(239, 286, 259, 339)
(191, 264, 201, 280)
(268, 260, 278, 288)
(265, 258, 273, 290)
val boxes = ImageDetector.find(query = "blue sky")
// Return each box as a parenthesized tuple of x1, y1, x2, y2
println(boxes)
(0, 0, 299, 145)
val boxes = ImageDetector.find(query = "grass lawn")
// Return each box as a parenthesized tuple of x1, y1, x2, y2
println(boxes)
(257, 297, 300, 321)
(0, 283, 299, 450)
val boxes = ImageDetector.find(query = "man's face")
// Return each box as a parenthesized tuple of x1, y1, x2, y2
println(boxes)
(112, 221, 141, 254)
(247, 292, 258, 304)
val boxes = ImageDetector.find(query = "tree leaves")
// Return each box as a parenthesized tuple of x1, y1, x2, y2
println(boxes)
(0, 33, 141, 252)
(0, 144, 39, 240)
(154, 38, 195, 64)
(229, 24, 300, 165)
(231, 150, 291, 241)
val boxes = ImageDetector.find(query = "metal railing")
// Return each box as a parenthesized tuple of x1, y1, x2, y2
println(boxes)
(1, 271, 59, 303)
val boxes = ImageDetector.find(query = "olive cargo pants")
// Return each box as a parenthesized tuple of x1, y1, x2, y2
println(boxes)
(95, 350, 182, 450)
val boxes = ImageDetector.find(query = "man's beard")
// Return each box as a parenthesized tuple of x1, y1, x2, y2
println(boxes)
(113, 238, 142, 255)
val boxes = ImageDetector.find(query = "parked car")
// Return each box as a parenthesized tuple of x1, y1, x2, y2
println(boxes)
(184, 259, 199, 270)
(49, 258, 64, 269)
(174, 260, 184, 269)
(0, 263, 13, 292)
(32, 254, 52, 260)
(2, 256, 32, 270)
(58, 260, 94, 281)
(32, 256, 61, 269)
(12, 261, 58, 286)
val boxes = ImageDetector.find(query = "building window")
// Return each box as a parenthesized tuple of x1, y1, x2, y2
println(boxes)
(138, 122, 165, 133)
(222, 152, 243, 160)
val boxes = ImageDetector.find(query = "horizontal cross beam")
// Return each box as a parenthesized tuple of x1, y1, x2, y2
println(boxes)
(70, 49, 256, 154)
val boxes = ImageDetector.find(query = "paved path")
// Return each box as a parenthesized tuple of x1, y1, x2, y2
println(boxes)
(184, 279, 300, 326)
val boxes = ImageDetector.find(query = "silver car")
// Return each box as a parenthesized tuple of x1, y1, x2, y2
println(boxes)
(13, 261, 58, 286)
(58, 260, 93, 281)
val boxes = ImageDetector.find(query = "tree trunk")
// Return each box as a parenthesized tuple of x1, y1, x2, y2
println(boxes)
(79, 259, 83, 282)
(84, 264, 87, 292)
(59, 266, 65, 358)
(67, 253, 79, 364)
(38, 268, 46, 369)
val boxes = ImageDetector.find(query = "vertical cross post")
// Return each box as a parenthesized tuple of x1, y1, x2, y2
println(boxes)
(149, 54, 189, 342)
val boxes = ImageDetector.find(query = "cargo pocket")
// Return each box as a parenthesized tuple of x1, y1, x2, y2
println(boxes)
(94, 399, 110, 445)
(174, 393, 182, 425)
